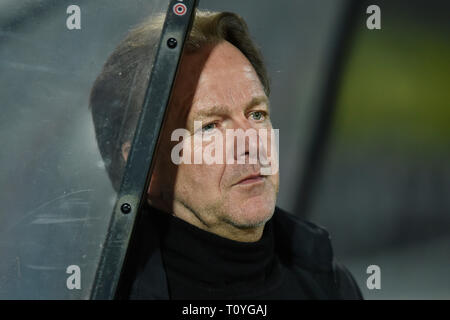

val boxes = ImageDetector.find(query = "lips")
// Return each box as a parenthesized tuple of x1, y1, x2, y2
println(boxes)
(234, 173, 264, 186)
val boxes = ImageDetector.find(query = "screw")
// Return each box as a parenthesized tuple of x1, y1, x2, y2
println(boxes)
(120, 203, 132, 214)
(167, 37, 177, 49)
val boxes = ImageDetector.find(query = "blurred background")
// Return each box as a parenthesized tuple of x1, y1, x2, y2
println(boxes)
(0, 0, 449, 299)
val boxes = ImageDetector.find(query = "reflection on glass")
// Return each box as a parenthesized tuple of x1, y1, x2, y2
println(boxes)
(0, 0, 169, 299)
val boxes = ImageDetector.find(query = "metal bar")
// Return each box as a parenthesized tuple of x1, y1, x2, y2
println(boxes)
(90, 0, 198, 300)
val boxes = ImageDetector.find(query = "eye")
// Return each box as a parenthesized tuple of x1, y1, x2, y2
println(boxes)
(202, 122, 216, 132)
(249, 111, 266, 121)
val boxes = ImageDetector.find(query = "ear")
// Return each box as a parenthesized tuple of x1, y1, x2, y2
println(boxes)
(121, 141, 131, 162)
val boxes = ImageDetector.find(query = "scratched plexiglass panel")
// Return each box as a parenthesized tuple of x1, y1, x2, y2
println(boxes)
(0, 0, 169, 299)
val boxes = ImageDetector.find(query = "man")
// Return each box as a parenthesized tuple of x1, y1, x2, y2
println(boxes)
(90, 10, 362, 299)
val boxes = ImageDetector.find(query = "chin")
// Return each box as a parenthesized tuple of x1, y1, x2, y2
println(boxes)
(225, 195, 276, 228)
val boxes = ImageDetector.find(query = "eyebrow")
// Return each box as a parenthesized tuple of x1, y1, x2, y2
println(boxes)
(245, 96, 270, 113)
(192, 95, 270, 121)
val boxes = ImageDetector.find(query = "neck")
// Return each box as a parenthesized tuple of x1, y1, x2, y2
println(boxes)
(150, 199, 265, 242)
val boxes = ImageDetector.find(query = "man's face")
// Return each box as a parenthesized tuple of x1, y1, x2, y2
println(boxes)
(147, 41, 279, 238)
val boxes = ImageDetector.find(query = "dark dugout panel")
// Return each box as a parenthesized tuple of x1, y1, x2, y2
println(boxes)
(0, 0, 170, 299)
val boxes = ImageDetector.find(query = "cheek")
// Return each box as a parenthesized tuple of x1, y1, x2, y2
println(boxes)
(175, 163, 226, 199)
(270, 172, 280, 191)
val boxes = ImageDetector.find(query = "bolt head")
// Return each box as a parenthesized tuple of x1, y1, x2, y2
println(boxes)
(120, 203, 132, 214)
(167, 37, 177, 49)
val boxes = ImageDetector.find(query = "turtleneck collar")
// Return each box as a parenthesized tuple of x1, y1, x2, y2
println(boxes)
(151, 206, 276, 288)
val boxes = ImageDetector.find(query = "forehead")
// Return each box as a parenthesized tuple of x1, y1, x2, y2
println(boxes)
(172, 41, 266, 120)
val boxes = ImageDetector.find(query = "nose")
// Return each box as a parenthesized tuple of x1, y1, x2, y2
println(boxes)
(225, 119, 261, 165)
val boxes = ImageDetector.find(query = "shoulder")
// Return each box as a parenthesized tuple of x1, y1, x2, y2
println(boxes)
(332, 260, 364, 299)
(272, 207, 363, 299)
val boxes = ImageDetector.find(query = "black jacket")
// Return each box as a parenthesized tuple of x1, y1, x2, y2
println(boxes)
(123, 205, 363, 300)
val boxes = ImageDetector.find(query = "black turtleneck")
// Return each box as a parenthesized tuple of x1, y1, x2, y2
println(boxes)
(152, 208, 309, 300)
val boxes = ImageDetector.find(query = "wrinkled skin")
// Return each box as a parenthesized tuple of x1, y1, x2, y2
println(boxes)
(124, 41, 279, 242)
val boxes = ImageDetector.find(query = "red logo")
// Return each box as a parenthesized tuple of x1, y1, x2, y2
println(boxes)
(173, 3, 187, 16)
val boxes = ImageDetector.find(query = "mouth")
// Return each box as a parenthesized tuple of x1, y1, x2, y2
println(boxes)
(234, 174, 265, 186)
